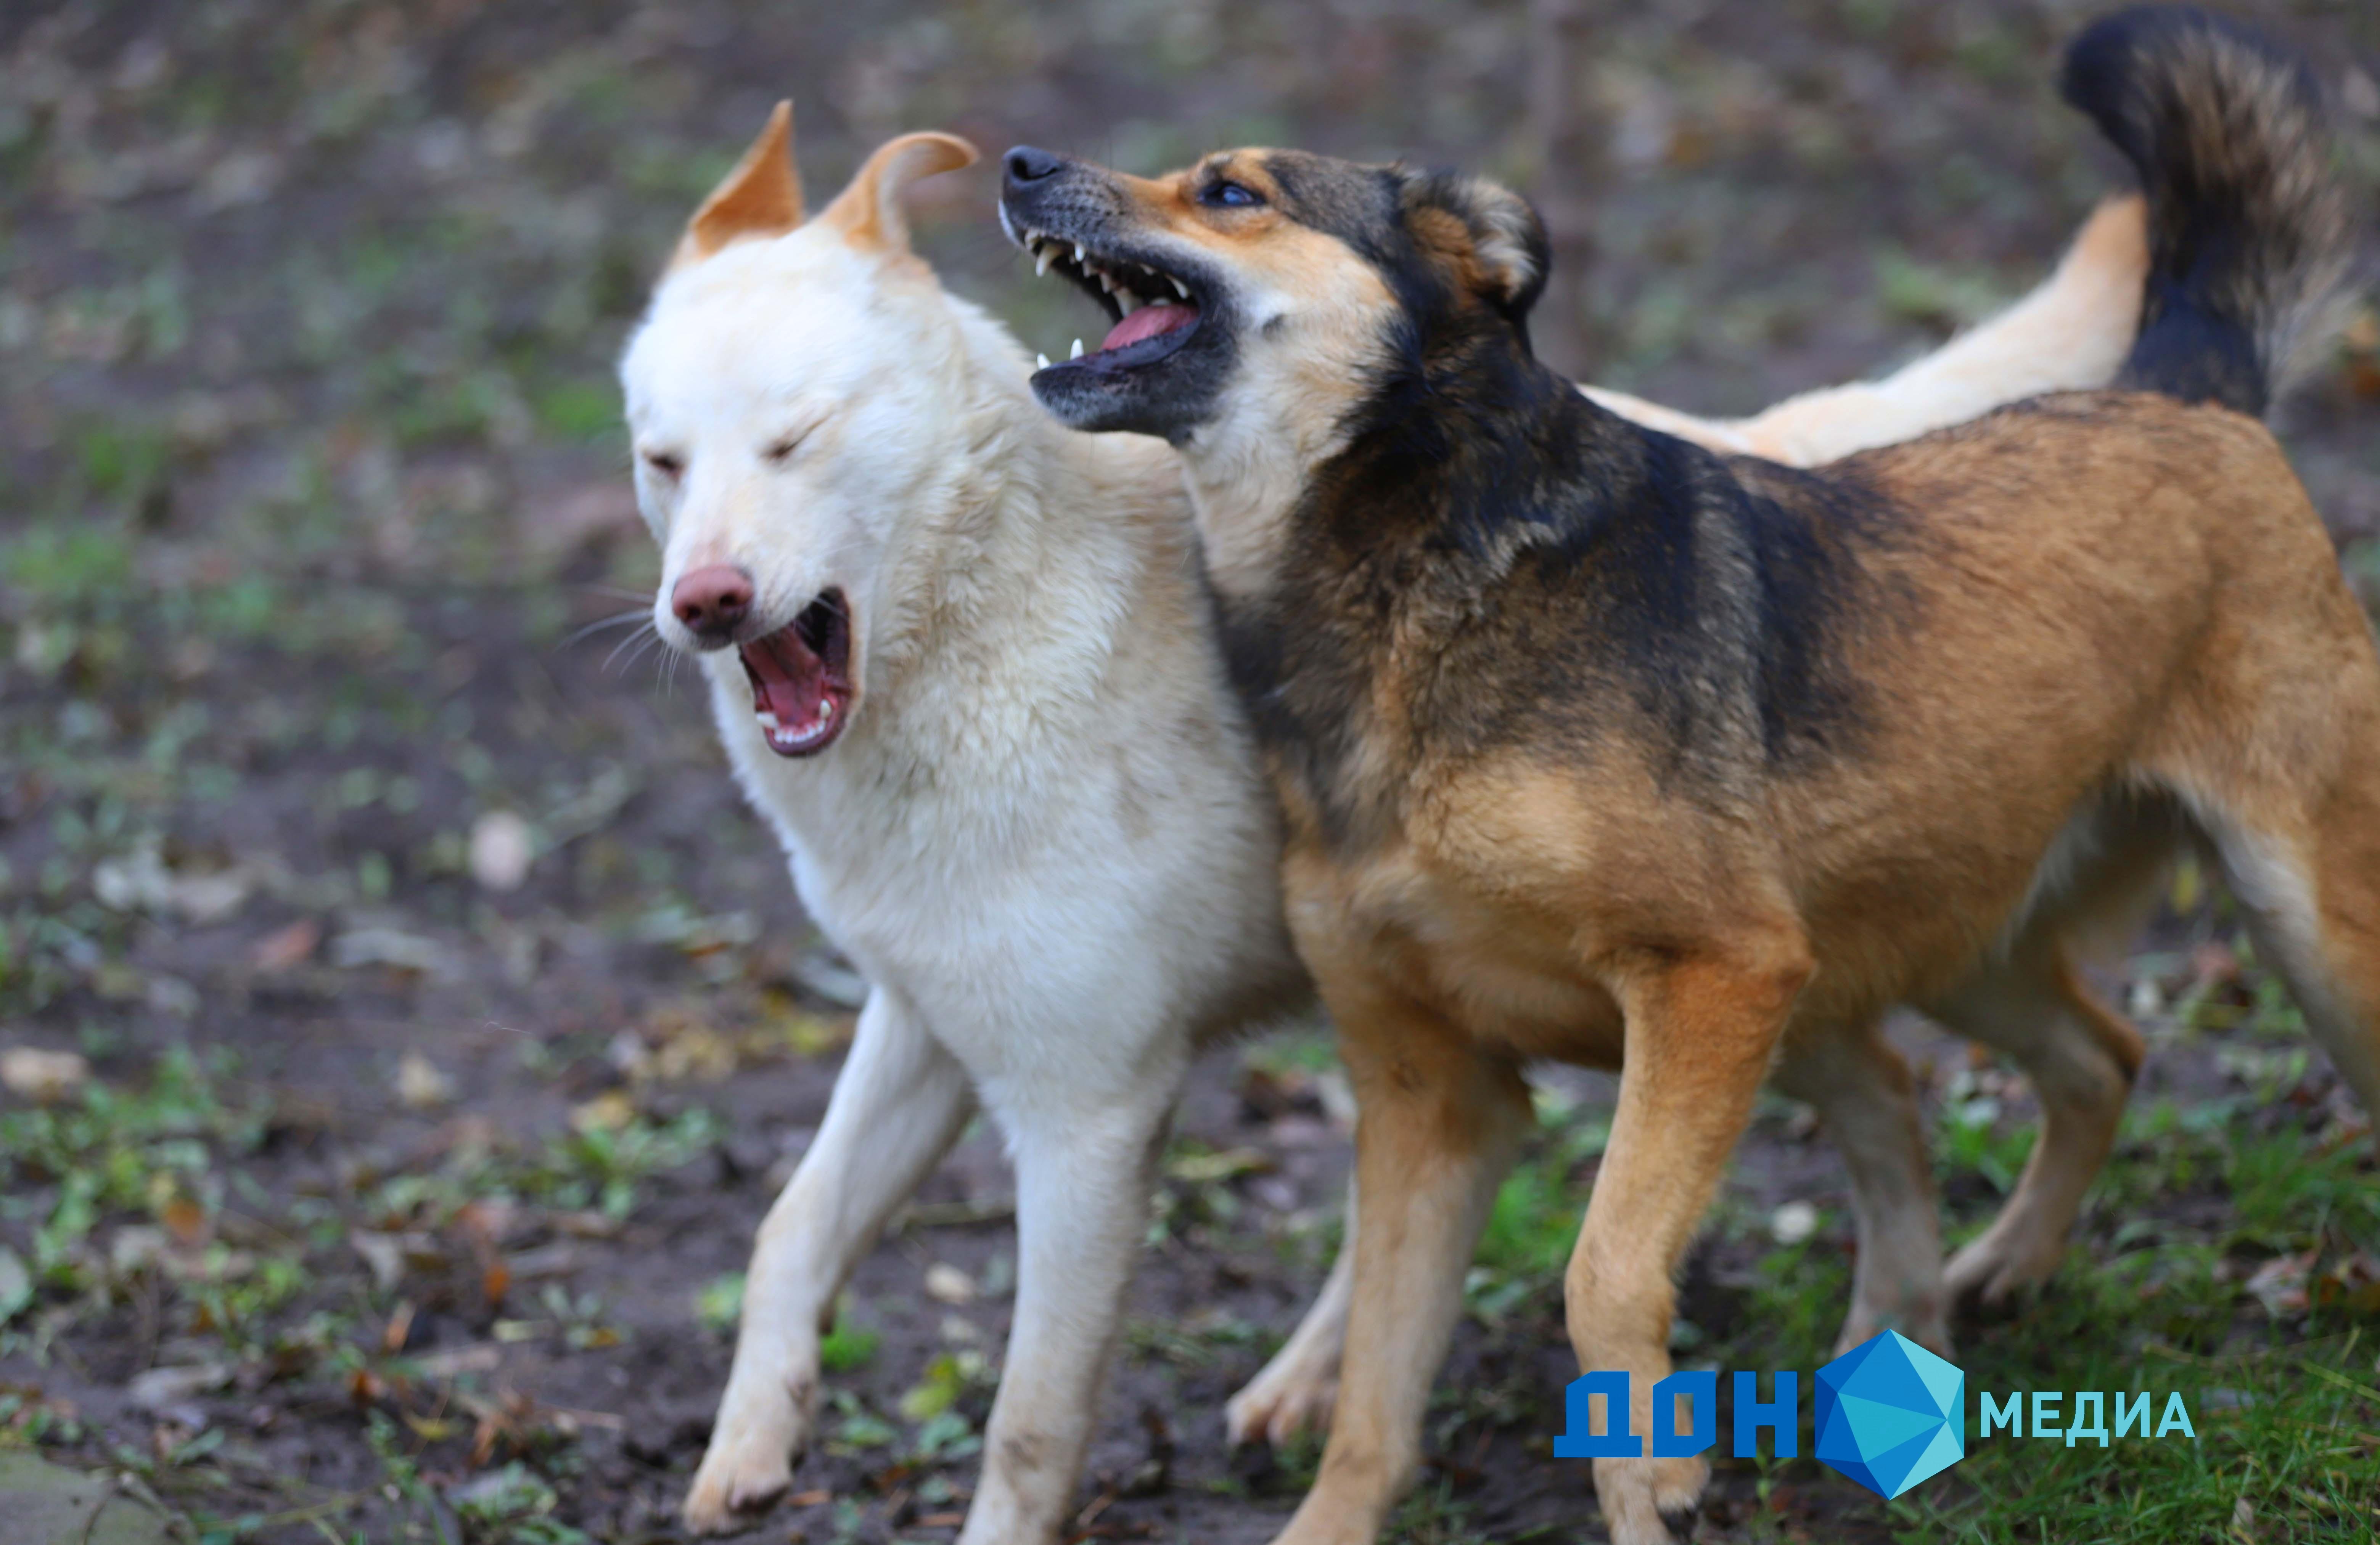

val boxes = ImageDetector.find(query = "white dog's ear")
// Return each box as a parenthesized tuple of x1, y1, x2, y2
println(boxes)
(820, 132, 979, 254)
(677, 100, 804, 266)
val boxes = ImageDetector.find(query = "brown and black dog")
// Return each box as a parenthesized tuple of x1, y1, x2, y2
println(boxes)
(1001, 8, 2368, 1543)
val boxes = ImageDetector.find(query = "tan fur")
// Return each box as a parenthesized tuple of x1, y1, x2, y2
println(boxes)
(820, 131, 979, 252)
(1008, 122, 2371, 1544)
(1585, 194, 2152, 462)
(1277, 397, 2380, 1545)
(677, 100, 804, 268)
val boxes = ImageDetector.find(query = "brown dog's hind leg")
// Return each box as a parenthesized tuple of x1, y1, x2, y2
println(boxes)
(1568, 930, 1812, 1545)
(1930, 941, 2144, 1309)
(1266, 989, 1529, 1545)
(1770, 1019, 1949, 1353)
(2202, 772, 2380, 1147)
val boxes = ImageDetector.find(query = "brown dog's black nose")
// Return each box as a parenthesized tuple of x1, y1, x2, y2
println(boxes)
(1003, 146, 1066, 189)
(671, 563, 754, 643)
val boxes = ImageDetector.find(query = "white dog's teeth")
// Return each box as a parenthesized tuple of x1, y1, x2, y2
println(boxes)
(1172, 276, 1190, 298)
(756, 711, 779, 730)
(1070, 338, 1084, 359)
(1116, 292, 1141, 317)
(1149, 296, 1172, 308)
(1073, 243, 1085, 263)
(1097, 271, 1114, 293)
(1035, 246, 1053, 277)
(1037, 352, 1050, 370)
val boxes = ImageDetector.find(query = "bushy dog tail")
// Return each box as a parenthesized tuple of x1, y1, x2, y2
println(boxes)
(2062, 5, 2354, 416)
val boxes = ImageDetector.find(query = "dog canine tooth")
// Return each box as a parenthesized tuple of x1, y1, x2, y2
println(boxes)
(1116, 291, 1141, 318)
(1035, 245, 1054, 278)
(1037, 352, 1050, 370)
(1171, 275, 1190, 299)
(1071, 337, 1084, 359)
(1074, 243, 1085, 264)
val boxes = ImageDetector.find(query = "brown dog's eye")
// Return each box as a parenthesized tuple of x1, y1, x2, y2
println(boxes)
(643, 451, 684, 478)
(1201, 181, 1262, 209)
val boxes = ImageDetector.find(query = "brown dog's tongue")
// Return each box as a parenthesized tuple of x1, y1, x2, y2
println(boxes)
(1101, 303, 1198, 353)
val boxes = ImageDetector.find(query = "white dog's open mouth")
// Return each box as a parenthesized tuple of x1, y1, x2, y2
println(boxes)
(739, 590, 854, 757)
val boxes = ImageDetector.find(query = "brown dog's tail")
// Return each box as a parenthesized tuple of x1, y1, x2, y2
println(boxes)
(2062, 5, 2354, 417)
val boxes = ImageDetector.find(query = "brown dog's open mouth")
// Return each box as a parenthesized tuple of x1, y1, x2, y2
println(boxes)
(739, 589, 854, 757)
(1016, 228, 1203, 370)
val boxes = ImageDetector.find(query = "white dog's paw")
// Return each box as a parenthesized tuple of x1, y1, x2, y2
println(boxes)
(681, 1375, 812, 1534)
(1225, 1349, 1338, 1448)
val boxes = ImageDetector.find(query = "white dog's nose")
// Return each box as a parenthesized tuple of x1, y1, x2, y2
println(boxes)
(671, 564, 754, 644)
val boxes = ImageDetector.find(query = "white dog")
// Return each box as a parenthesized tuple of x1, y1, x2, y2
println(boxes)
(619, 104, 2148, 1542)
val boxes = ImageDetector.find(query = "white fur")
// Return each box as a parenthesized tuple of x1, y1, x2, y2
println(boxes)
(620, 180, 2147, 1543)
(626, 222, 1306, 1542)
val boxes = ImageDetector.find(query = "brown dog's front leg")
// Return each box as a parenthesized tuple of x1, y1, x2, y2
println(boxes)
(1265, 981, 1530, 1545)
(1568, 933, 1811, 1545)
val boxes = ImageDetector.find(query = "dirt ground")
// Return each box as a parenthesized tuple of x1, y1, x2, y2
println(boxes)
(4, 3, 2379, 1543)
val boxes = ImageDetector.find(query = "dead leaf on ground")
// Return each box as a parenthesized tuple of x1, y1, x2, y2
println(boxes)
(923, 1263, 976, 1305)
(251, 917, 321, 972)
(569, 1090, 635, 1134)
(0, 1046, 89, 1102)
(396, 1050, 455, 1111)
(468, 810, 535, 892)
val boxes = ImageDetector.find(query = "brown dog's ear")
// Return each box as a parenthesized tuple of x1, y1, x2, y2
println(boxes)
(678, 101, 805, 267)
(819, 132, 980, 254)
(1404, 171, 1550, 324)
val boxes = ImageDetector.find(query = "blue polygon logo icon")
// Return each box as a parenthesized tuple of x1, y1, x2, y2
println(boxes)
(1812, 1331, 1965, 1498)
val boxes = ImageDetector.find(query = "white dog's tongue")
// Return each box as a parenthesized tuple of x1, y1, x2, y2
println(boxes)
(1102, 303, 1198, 353)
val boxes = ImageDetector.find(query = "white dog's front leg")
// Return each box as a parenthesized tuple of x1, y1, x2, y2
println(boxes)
(684, 988, 973, 1534)
(1226, 1174, 1353, 1447)
(958, 1096, 1173, 1545)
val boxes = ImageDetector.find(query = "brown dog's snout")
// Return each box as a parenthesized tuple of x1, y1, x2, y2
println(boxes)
(1003, 146, 1068, 190)
(671, 564, 754, 644)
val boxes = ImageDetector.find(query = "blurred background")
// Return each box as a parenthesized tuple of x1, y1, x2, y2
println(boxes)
(2, 3, 2377, 1543)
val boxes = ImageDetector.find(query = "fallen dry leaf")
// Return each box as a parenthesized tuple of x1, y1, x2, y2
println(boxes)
(396, 1050, 454, 1111)
(468, 811, 535, 892)
(0, 1047, 89, 1103)
(923, 1263, 976, 1305)
(251, 918, 321, 973)
(569, 1090, 634, 1134)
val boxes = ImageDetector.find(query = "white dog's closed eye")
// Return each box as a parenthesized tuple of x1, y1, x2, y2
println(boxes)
(762, 411, 832, 465)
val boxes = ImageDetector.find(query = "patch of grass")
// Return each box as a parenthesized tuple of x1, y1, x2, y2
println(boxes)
(1706, 1083, 2380, 1542)
(0, 1046, 263, 1301)
(531, 379, 619, 442)
(1901, 1322, 2379, 1542)
(2, 523, 135, 615)
(820, 1306, 881, 1373)
(1467, 1090, 1609, 1322)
